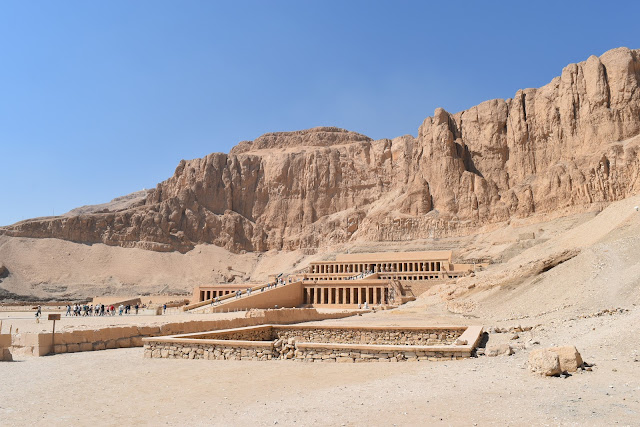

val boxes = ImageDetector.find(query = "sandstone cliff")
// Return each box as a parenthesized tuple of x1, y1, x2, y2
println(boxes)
(2, 47, 640, 253)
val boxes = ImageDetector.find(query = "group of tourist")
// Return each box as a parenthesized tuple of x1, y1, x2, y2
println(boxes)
(65, 303, 140, 316)
(347, 270, 373, 280)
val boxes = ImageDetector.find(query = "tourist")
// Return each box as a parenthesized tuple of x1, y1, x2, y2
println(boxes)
(65, 305, 71, 316)
(135, 304, 139, 315)
(35, 305, 42, 319)
(110, 305, 115, 316)
(163, 304, 167, 314)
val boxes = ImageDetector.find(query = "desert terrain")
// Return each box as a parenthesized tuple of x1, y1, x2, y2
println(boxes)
(2, 47, 640, 425)
(1, 193, 640, 425)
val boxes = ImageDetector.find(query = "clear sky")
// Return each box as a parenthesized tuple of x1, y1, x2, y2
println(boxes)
(0, 0, 638, 226)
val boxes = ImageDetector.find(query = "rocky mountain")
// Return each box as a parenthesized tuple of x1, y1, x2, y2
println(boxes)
(2, 47, 639, 254)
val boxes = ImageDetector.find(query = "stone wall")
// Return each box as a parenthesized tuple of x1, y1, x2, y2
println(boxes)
(9, 308, 357, 357)
(147, 343, 275, 361)
(143, 325, 481, 362)
(291, 346, 470, 362)
(197, 326, 273, 342)
(272, 327, 462, 346)
(142, 340, 471, 363)
(190, 326, 462, 346)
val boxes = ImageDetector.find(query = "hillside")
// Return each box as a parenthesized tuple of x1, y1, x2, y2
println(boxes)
(1, 47, 639, 255)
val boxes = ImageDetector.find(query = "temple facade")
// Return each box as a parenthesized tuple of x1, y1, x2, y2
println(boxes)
(305, 250, 471, 281)
(190, 250, 481, 309)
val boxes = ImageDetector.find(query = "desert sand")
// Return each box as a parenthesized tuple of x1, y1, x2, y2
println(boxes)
(1, 304, 639, 426)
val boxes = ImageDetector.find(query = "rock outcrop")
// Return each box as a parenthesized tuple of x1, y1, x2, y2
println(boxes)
(2, 47, 640, 253)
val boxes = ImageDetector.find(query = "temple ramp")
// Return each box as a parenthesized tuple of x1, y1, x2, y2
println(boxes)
(184, 281, 305, 313)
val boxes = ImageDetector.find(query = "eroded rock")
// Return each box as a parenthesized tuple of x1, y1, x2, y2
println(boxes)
(2, 48, 640, 254)
(529, 349, 562, 376)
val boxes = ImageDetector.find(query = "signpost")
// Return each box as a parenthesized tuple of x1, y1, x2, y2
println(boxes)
(48, 313, 61, 355)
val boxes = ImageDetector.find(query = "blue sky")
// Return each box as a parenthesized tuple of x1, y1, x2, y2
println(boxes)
(0, 0, 638, 226)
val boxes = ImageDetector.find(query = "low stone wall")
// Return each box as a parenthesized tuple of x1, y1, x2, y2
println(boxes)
(9, 309, 358, 357)
(290, 345, 469, 362)
(272, 326, 462, 346)
(193, 326, 462, 346)
(143, 325, 483, 362)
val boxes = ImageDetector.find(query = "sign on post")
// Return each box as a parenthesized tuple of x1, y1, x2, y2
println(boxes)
(48, 313, 61, 355)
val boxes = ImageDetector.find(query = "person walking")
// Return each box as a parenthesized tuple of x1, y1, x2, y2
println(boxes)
(163, 304, 167, 314)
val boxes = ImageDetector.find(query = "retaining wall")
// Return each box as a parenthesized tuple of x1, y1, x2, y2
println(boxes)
(9, 309, 357, 357)
(143, 325, 483, 362)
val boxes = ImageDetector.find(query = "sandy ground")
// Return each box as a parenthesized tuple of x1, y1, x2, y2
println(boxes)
(1, 305, 639, 426)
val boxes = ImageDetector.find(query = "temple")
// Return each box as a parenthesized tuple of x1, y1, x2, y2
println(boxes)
(188, 250, 483, 311)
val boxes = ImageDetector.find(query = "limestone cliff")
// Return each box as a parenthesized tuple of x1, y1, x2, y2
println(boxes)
(2, 47, 640, 253)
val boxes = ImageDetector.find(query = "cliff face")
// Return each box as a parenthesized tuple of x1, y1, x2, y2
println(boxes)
(3, 47, 640, 253)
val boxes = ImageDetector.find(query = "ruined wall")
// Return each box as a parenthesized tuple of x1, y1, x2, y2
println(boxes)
(144, 325, 476, 362)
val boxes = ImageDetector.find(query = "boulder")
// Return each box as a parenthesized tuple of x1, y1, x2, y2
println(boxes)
(485, 344, 514, 357)
(547, 346, 584, 372)
(529, 349, 562, 376)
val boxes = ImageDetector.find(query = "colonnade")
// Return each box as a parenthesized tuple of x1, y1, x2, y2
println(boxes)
(309, 261, 443, 274)
(303, 286, 388, 305)
(200, 289, 234, 301)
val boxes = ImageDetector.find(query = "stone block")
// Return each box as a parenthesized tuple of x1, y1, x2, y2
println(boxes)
(485, 344, 514, 357)
(93, 342, 106, 351)
(0, 334, 11, 348)
(79, 343, 93, 352)
(547, 346, 584, 372)
(116, 338, 131, 348)
(67, 343, 80, 353)
(528, 349, 561, 376)
(1, 348, 13, 361)
(130, 336, 144, 347)
(105, 340, 117, 349)
(138, 326, 161, 337)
